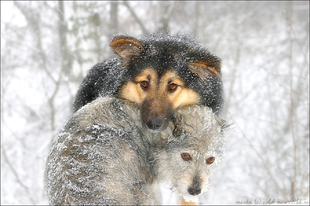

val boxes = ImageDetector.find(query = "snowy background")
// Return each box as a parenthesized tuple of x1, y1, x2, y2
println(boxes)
(1, 1, 309, 205)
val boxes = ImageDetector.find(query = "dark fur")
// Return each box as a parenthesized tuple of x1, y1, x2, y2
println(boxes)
(73, 33, 223, 116)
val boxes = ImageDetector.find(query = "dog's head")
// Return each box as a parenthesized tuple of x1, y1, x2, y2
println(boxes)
(110, 34, 222, 133)
(155, 105, 227, 203)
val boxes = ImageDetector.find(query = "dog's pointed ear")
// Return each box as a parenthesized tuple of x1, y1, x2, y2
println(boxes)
(215, 115, 233, 133)
(187, 59, 221, 79)
(110, 36, 144, 65)
(215, 115, 225, 127)
(171, 114, 184, 137)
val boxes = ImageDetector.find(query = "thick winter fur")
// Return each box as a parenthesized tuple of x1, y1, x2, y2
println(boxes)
(153, 106, 226, 204)
(73, 33, 223, 133)
(45, 97, 156, 205)
(45, 97, 226, 205)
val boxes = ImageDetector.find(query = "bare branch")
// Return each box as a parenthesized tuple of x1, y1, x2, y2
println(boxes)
(233, 119, 289, 201)
(287, 1, 297, 199)
(157, 1, 174, 33)
(122, 1, 148, 35)
(2, 145, 36, 204)
(14, 1, 57, 84)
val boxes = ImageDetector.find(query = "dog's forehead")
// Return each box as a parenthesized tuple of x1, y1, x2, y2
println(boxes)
(186, 135, 222, 151)
(189, 150, 218, 160)
(134, 68, 157, 81)
(135, 68, 184, 84)
(173, 105, 225, 157)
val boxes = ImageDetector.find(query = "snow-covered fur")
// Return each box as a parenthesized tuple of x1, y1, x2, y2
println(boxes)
(45, 97, 156, 205)
(45, 97, 226, 205)
(152, 106, 226, 204)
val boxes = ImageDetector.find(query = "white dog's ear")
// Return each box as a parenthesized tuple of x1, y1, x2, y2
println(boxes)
(171, 114, 185, 137)
(214, 116, 225, 126)
(215, 115, 233, 133)
(110, 35, 145, 65)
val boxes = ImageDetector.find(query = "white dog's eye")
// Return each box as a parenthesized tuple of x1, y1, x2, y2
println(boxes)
(181, 153, 191, 161)
(206, 157, 215, 164)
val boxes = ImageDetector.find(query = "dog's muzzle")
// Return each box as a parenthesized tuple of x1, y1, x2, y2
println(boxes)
(146, 118, 163, 130)
(143, 116, 170, 133)
(188, 175, 202, 196)
(188, 186, 201, 196)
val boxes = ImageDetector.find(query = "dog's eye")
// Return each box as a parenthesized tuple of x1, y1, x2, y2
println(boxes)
(206, 157, 215, 164)
(181, 153, 191, 161)
(140, 81, 149, 89)
(168, 83, 178, 91)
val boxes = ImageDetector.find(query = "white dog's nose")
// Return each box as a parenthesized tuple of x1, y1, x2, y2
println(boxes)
(188, 187, 201, 196)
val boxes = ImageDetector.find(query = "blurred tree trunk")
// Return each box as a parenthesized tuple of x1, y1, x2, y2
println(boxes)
(122, 1, 148, 35)
(223, 2, 241, 116)
(58, 1, 71, 76)
(109, 1, 118, 38)
(157, 1, 174, 33)
(108, 1, 118, 57)
(285, 1, 296, 200)
(193, 2, 200, 37)
(92, 12, 103, 62)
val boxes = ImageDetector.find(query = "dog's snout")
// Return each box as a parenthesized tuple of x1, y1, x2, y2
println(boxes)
(188, 187, 201, 196)
(188, 175, 201, 196)
(146, 118, 162, 130)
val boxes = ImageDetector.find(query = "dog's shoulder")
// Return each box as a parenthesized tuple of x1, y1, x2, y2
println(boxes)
(72, 59, 124, 113)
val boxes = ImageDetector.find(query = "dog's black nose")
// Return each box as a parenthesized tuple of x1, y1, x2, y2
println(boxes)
(188, 187, 201, 196)
(146, 118, 162, 130)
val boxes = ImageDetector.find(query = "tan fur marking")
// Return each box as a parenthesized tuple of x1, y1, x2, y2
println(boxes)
(160, 71, 183, 85)
(173, 78, 185, 86)
(160, 71, 200, 109)
(119, 68, 158, 104)
(134, 68, 157, 82)
(119, 69, 200, 109)
(119, 82, 143, 104)
(180, 197, 197, 205)
(169, 87, 200, 109)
